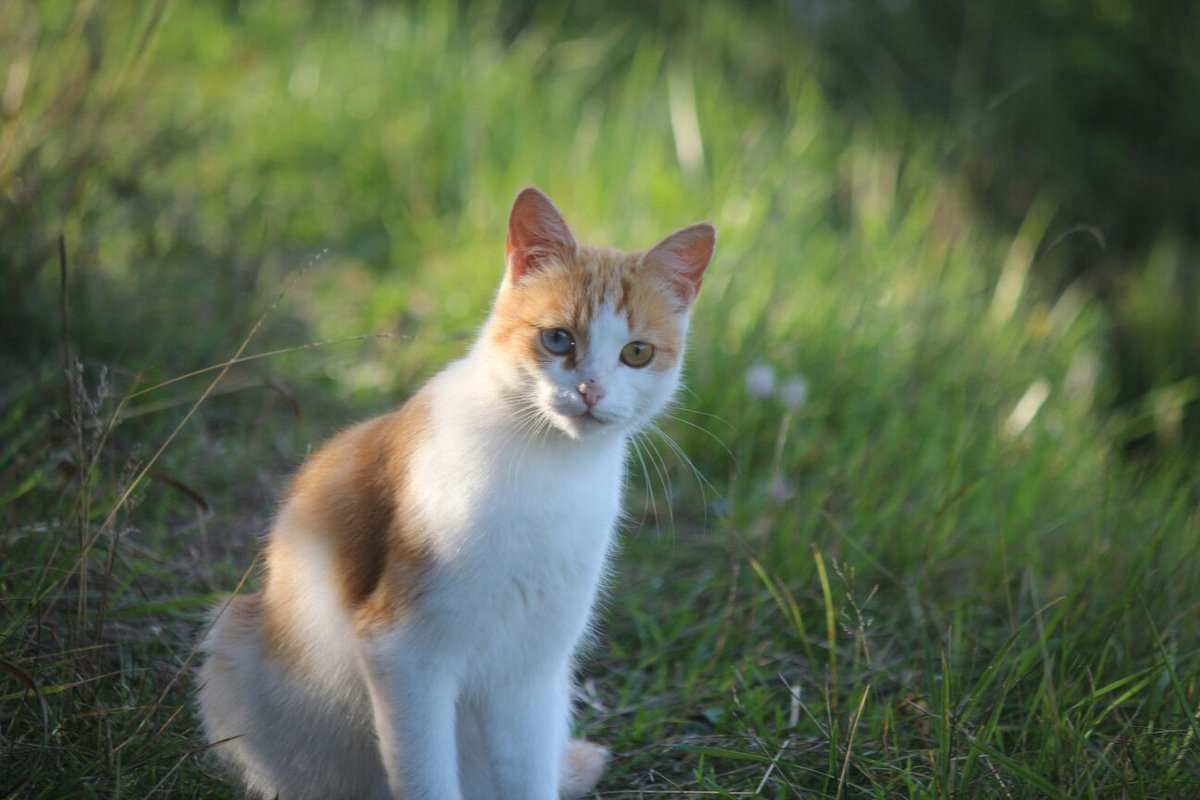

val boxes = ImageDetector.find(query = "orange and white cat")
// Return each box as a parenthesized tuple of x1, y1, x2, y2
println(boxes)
(196, 187, 714, 799)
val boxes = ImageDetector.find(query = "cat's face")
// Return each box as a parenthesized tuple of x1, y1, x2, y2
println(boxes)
(485, 188, 714, 441)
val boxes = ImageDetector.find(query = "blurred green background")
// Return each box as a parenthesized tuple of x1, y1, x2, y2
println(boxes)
(2, 1, 1199, 797)
(4, 0, 1200, 453)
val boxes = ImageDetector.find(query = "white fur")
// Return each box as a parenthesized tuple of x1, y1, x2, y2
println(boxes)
(197, 301, 687, 798)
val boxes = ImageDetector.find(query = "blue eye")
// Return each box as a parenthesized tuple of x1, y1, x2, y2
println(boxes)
(540, 328, 575, 355)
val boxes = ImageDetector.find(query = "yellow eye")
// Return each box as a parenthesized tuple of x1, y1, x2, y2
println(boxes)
(620, 341, 655, 368)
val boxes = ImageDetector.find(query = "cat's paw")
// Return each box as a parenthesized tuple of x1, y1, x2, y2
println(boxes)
(561, 739, 608, 798)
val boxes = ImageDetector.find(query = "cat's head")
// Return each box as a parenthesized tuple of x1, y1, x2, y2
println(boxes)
(483, 187, 714, 441)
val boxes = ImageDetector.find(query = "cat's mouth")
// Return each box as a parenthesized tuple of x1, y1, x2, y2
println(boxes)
(573, 409, 610, 427)
(537, 389, 620, 437)
(555, 408, 618, 439)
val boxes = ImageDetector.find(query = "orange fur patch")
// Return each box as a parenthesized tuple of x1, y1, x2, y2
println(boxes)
(260, 390, 434, 655)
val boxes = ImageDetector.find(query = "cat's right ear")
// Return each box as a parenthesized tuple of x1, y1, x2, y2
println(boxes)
(506, 187, 576, 282)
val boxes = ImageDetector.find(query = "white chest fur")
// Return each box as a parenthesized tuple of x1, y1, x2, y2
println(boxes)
(405, 357, 627, 679)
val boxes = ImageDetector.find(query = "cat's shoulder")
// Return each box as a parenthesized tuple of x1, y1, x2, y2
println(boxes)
(271, 386, 438, 617)
(287, 386, 435, 507)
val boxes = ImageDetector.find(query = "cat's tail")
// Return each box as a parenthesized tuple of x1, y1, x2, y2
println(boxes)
(562, 738, 609, 798)
(196, 593, 280, 798)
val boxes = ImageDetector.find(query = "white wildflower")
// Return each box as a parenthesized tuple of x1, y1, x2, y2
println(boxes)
(780, 375, 809, 410)
(745, 362, 776, 398)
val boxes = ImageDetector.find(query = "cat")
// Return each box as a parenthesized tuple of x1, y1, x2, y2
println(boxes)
(196, 186, 714, 799)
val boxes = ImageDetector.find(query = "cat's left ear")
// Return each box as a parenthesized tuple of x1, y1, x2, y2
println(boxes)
(646, 222, 715, 305)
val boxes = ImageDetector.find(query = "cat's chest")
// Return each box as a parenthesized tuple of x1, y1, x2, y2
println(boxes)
(412, 426, 624, 565)
(408, 434, 622, 661)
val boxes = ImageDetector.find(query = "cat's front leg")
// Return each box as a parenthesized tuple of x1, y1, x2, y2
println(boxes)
(474, 667, 571, 800)
(358, 629, 463, 800)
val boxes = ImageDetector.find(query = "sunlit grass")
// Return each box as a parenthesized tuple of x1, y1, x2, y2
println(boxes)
(2, 2, 1198, 797)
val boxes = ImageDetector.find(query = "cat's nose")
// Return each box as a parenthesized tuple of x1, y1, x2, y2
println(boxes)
(577, 379, 606, 410)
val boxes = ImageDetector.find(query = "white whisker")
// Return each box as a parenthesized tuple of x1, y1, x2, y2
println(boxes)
(500, 391, 553, 488)
(628, 434, 657, 534)
(660, 410, 735, 461)
(638, 430, 676, 538)
(649, 421, 719, 503)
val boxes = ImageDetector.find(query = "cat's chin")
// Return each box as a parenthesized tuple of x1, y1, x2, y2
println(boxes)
(552, 410, 623, 441)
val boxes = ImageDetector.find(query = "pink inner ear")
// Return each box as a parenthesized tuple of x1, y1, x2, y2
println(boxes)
(646, 223, 716, 303)
(506, 187, 576, 281)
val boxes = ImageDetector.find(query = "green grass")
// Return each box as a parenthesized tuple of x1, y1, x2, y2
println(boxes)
(3, 1, 1198, 797)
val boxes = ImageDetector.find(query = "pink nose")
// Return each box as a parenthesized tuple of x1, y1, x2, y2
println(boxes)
(577, 379, 606, 409)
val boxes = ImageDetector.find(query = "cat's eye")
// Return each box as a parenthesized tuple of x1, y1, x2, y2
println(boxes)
(540, 328, 575, 356)
(620, 341, 655, 368)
